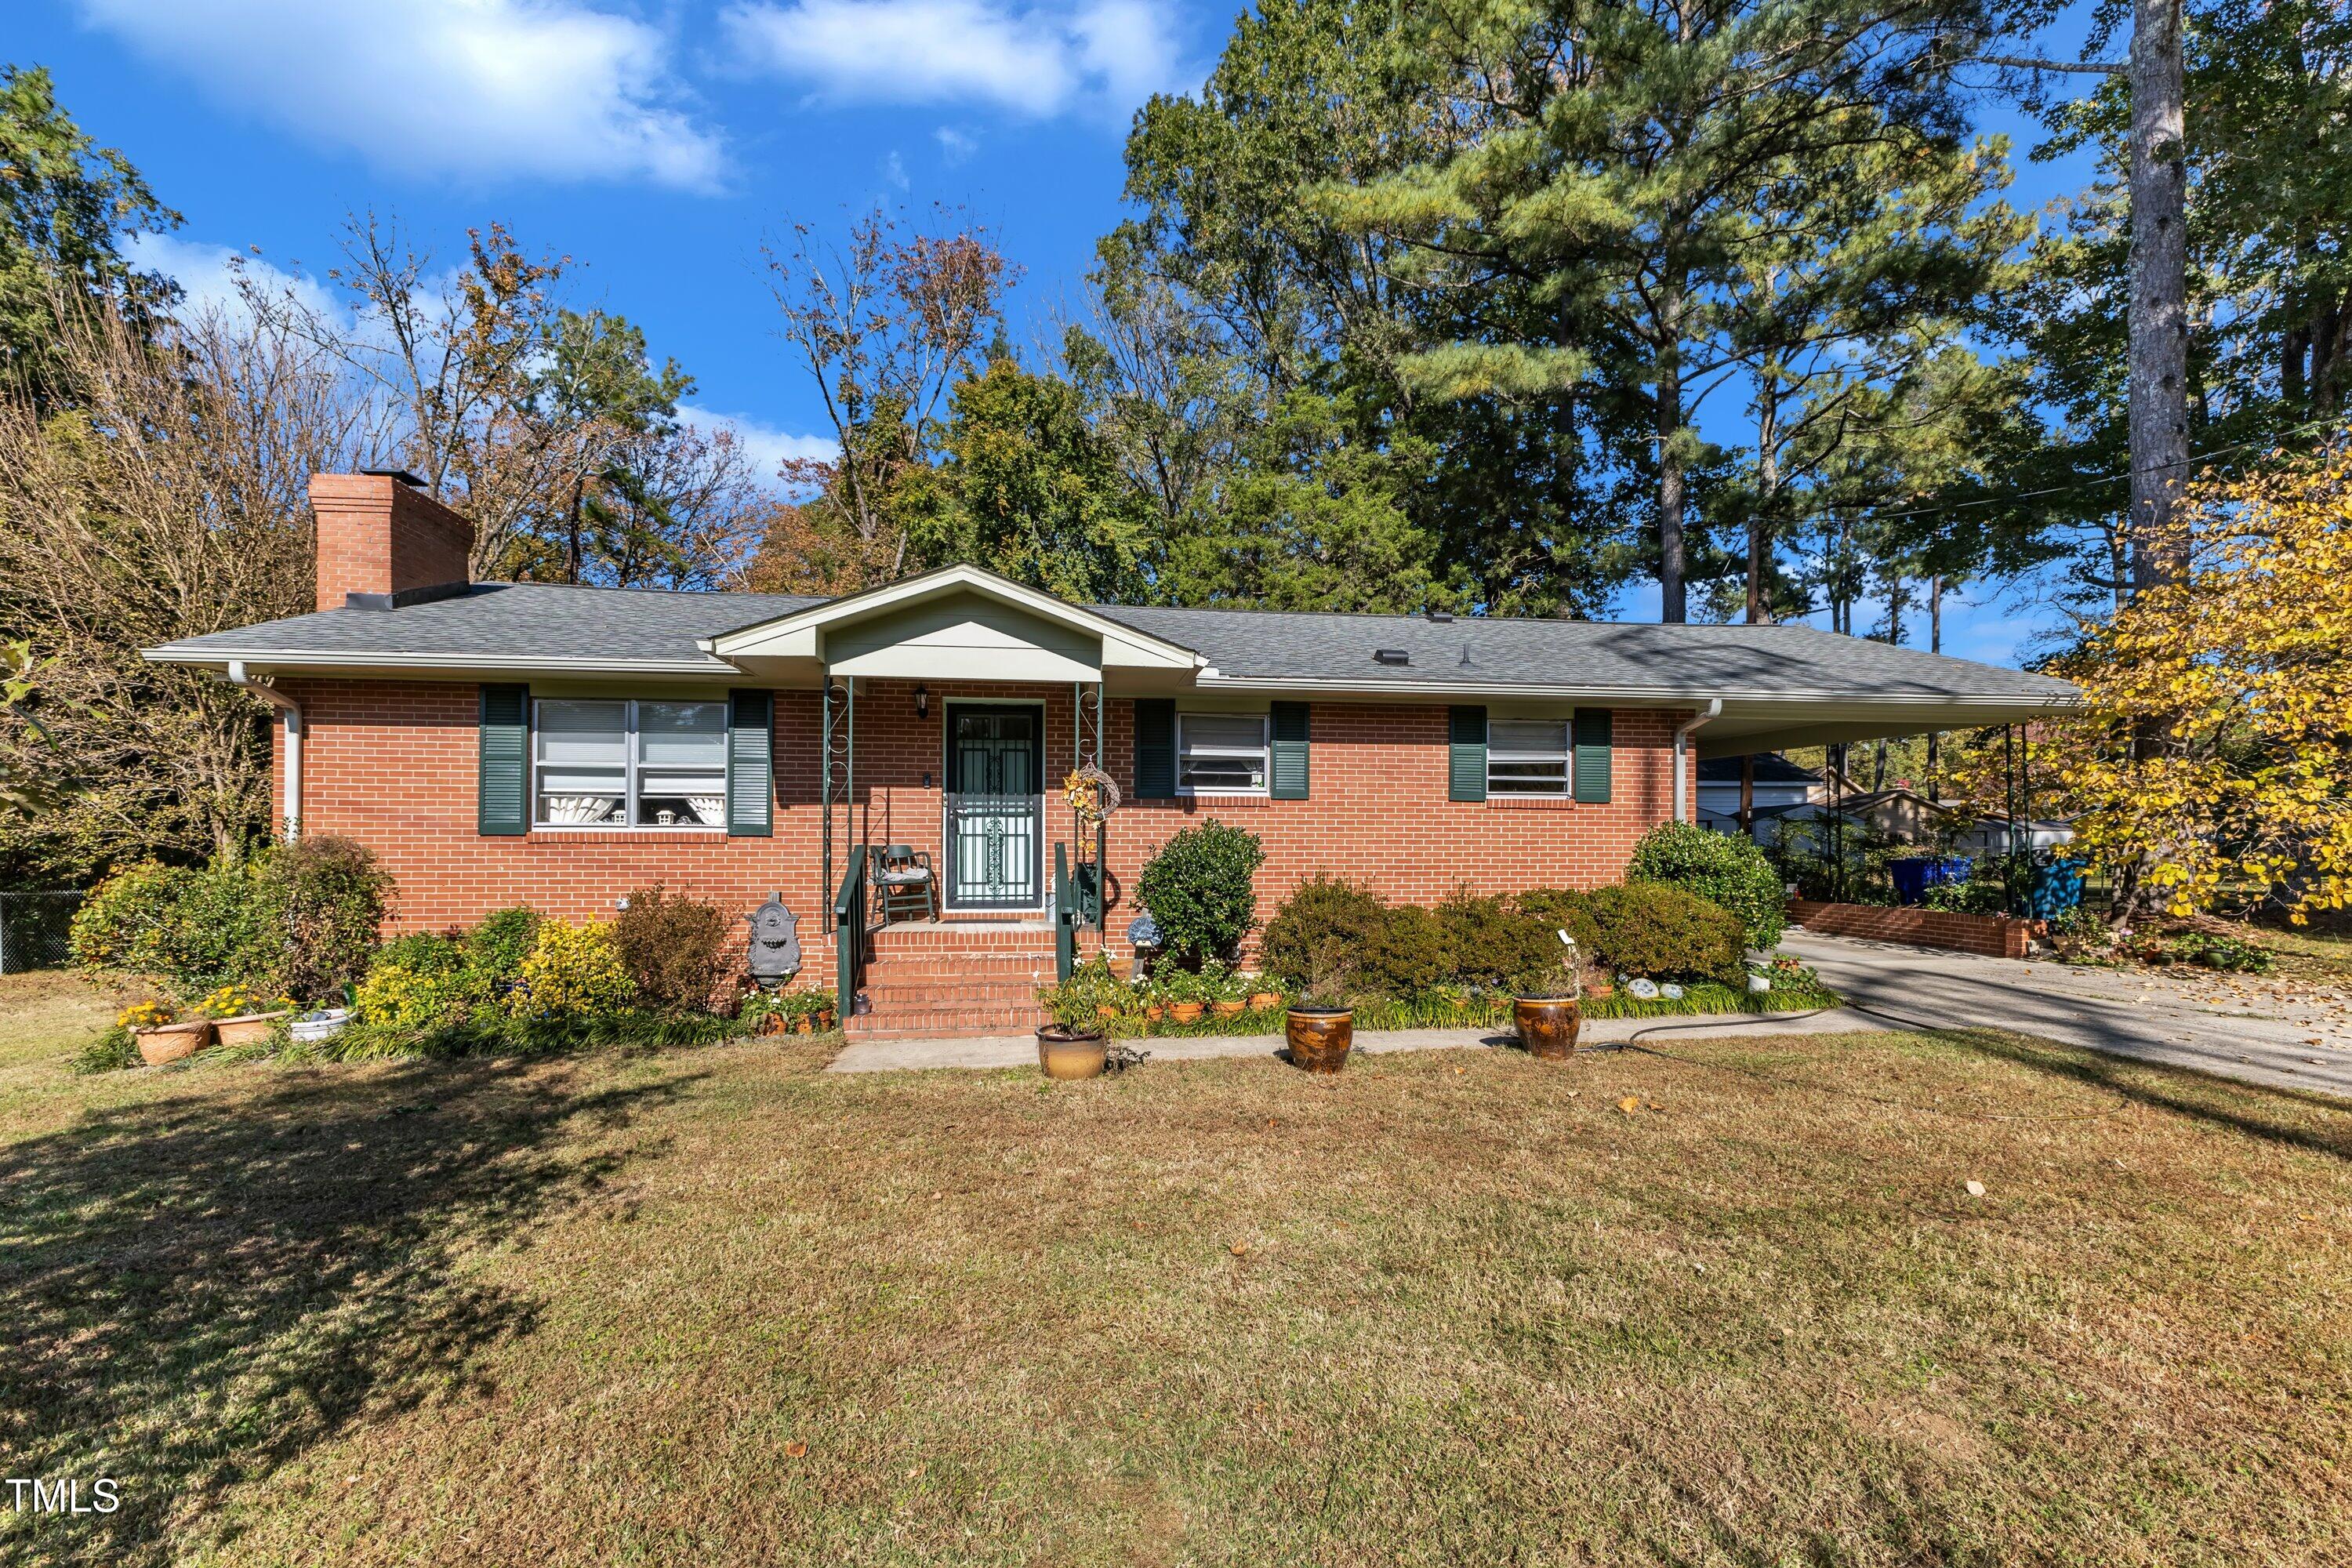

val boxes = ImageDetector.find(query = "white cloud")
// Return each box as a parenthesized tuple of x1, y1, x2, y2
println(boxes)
(127, 233, 345, 331)
(72, 0, 725, 191)
(934, 125, 978, 164)
(680, 405, 837, 494)
(881, 149, 909, 190)
(720, 0, 1185, 119)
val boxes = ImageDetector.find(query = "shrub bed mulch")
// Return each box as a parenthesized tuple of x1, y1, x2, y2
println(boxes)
(1101, 974, 1842, 1040)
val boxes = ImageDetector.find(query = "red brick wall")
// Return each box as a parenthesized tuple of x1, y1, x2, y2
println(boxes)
(311, 474, 474, 611)
(276, 677, 1699, 983)
(1788, 899, 2031, 959)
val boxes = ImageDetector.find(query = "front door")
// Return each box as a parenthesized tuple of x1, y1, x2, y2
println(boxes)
(944, 703, 1044, 910)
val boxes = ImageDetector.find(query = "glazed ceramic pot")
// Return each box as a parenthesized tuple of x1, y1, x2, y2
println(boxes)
(1513, 996, 1582, 1060)
(1036, 1028, 1109, 1080)
(1286, 1006, 1353, 1073)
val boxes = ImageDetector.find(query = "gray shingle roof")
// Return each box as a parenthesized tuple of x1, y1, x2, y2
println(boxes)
(1095, 604, 2074, 701)
(153, 583, 819, 671)
(150, 579, 2075, 702)
(1697, 753, 1822, 784)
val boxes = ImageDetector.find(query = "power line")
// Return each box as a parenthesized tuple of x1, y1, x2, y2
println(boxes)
(1781, 412, 2345, 532)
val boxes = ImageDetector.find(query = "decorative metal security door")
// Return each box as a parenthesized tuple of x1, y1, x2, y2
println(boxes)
(945, 704, 1044, 909)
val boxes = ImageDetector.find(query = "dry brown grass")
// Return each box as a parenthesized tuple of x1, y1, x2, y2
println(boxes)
(2, 973, 2347, 1566)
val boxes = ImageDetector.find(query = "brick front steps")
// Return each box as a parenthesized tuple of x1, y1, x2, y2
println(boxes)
(1788, 899, 2034, 960)
(844, 919, 1094, 1041)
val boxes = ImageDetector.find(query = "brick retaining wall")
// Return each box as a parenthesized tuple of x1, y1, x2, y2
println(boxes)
(1788, 899, 2032, 960)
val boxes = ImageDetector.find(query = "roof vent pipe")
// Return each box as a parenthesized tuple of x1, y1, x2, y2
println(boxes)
(1671, 699, 1722, 824)
(225, 661, 303, 838)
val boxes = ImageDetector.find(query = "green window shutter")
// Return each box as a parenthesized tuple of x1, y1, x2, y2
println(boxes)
(1134, 699, 1175, 799)
(1448, 705, 1487, 802)
(727, 690, 774, 836)
(1269, 702, 1310, 800)
(1573, 709, 1613, 804)
(477, 684, 529, 836)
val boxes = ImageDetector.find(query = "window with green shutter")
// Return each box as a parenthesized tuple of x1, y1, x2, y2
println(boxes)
(1133, 699, 1175, 799)
(1573, 709, 1613, 803)
(1269, 702, 1310, 799)
(477, 684, 529, 835)
(1448, 706, 1487, 802)
(728, 689, 773, 836)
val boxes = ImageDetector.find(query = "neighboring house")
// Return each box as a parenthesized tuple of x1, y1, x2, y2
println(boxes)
(1696, 753, 1824, 838)
(1762, 781, 2078, 855)
(147, 473, 2078, 1039)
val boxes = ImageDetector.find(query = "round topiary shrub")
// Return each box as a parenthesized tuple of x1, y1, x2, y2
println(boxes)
(1626, 822, 1786, 951)
(1437, 887, 1564, 994)
(1135, 818, 1266, 963)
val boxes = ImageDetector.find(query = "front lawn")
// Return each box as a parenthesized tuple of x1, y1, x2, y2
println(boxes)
(2, 974, 2347, 1566)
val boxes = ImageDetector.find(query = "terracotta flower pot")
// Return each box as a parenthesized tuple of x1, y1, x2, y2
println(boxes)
(1036, 1027, 1109, 1080)
(1109, 956, 1135, 982)
(1169, 1000, 1204, 1023)
(1247, 991, 1283, 1011)
(1582, 981, 1614, 1000)
(212, 1011, 290, 1049)
(1513, 996, 1582, 1060)
(1098, 1004, 1123, 1020)
(136, 1020, 216, 1068)
(1286, 1007, 1352, 1073)
(1211, 999, 1246, 1017)
(1145, 1004, 1165, 1022)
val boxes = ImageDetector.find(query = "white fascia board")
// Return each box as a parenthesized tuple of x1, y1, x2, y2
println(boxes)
(143, 648, 735, 678)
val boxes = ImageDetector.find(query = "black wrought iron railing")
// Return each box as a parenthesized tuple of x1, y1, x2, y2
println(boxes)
(833, 845, 868, 1017)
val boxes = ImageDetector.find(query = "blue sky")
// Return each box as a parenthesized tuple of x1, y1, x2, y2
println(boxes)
(19, 1, 2106, 670)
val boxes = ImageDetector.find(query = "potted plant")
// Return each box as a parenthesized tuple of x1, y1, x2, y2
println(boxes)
(1163, 967, 1207, 1023)
(194, 984, 296, 1048)
(1033, 964, 1112, 1080)
(1203, 959, 1247, 1016)
(123, 1000, 215, 1067)
(1244, 975, 1284, 1011)
(1513, 930, 1584, 1061)
(1286, 996, 1352, 1073)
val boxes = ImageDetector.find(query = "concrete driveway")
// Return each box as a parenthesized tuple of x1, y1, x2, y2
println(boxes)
(1785, 930, 2352, 1099)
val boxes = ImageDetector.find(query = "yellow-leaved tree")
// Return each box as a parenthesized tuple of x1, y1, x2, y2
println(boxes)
(2040, 435, 2352, 924)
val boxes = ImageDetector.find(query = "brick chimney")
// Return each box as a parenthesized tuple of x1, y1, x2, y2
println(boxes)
(310, 470, 475, 612)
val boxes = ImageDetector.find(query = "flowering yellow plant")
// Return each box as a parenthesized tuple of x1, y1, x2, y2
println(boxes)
(118, 1000, 173, 1030)
(192, 983, 278, 1019)
(506, 920, 635, 1020)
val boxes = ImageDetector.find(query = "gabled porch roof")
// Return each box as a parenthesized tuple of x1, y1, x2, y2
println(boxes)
(704, 564, 1207, 687)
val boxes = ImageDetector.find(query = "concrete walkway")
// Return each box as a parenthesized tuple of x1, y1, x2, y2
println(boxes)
(1785, 930, 2352, 1099)
(827, 1006, 1893, 1073)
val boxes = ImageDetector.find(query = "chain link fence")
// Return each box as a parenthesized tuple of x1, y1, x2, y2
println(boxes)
(0, 891, 84, 975)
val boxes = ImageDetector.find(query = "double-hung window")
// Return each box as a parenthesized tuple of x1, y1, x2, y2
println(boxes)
(534, 699, 728, 829)
(1177, 713, 1269, 795)
(1486, 717, 1571, 797)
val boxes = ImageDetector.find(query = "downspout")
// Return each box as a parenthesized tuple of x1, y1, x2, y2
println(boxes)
(1671, 699, 1722, 825)
(226, 661, 302, 839)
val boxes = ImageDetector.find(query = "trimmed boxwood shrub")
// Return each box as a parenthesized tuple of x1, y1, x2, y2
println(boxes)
(1627, 822, 1785, 950)
(1577, 882, 1746, 983)
(249, 834, 394, 1002)
(1362, 902, 1455, 1000)
(1260, 876, 1387, 1000)
(1439, 887, 1564, 994)
(1137, 818, 1267, 962)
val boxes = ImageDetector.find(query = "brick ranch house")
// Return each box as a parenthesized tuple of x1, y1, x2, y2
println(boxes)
(148, 472, 2078, 1039)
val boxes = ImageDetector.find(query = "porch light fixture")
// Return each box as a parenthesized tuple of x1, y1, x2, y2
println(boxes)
(915, 683, 929, 718)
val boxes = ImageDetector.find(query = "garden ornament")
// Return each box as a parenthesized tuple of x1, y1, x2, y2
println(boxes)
(745, 894, 803, 990)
